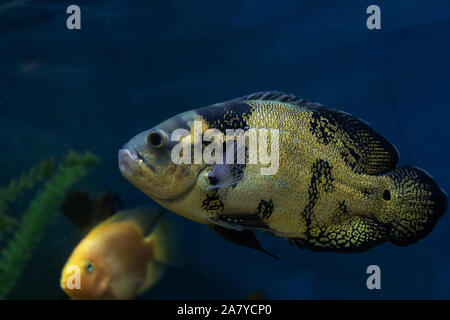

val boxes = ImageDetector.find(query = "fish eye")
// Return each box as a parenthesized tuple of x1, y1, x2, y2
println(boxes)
(84, 261, 94, 273)
(382, 189, 391, 201)
(147, 130, 167, 149)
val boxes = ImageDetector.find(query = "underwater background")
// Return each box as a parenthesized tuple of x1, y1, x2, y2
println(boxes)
(0, 0, 449, 299)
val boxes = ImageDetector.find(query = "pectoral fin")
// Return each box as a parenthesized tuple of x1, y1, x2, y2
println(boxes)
(206, 163, 245, 190)
(208, 224, 278, 259)
(109, 273, 144, 300)
(206, 141, 246, 190)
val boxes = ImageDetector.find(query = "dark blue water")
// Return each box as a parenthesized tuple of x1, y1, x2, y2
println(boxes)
(1, 0, 449, 299)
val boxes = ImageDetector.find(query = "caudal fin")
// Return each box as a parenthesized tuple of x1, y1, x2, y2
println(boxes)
(385, 166, 447, 246)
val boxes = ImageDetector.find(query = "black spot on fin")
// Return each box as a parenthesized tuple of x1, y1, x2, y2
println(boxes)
(385, 166, 447, 246)
(311, 107, 400, 175)
(208, 224, 278, 259)
(61, 191, 123, 233)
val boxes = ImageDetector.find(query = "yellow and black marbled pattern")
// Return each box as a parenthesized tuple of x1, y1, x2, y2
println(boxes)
(121, 91, 447, 253)
(186, 92, 446, 252)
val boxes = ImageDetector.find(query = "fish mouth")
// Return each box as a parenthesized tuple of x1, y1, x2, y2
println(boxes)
(60, 275, 67, 291)
(118, 147, 155, 173)
(119, 147, 138, 161)
(135, 150, 156, 172)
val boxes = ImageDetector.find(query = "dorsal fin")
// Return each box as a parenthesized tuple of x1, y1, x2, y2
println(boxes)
(229, 91, 399, 175)
(308, 106, 400, 174)
(226, 91, 324, 112)
(102, 207, 165, 237)
(231, 91, 310, 106)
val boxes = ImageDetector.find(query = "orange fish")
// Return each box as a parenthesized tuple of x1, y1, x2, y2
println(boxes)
(60, 208, 181, 300)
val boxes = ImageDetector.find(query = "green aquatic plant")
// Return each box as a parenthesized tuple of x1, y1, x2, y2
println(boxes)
(0, 151, 99, 299)
(0, 158, 53, 237)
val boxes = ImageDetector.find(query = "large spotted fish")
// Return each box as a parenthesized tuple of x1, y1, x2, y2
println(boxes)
(118, 91, 447, 255)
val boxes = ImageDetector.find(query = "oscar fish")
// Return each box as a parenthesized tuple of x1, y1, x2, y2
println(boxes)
(118, 91, 447, 255)
(60, 207, 181, 299)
